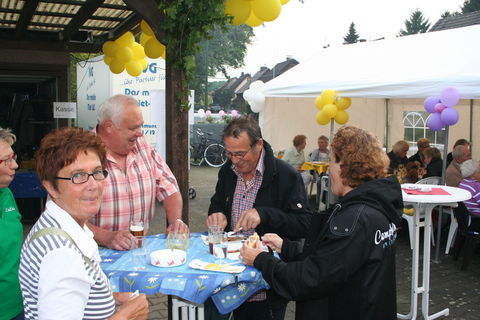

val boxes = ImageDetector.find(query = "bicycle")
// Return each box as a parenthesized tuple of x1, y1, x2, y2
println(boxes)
(190, 128, 227, 168)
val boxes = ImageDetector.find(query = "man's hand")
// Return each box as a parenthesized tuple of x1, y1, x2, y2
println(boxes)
(206, 212, 227, 230)
(239, 240, 264, 266)
(235, 208, 261, 232)
(167, 219, 190, 235)
(262, 233, 283, 254)
(105, 230, 133, 251)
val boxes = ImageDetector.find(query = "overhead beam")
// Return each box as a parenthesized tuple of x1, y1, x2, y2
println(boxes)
(15, 0, 40, 39)
(107, 12, 141, 41)
(0, 38, 102, 53)
(61, 0, 105, 42)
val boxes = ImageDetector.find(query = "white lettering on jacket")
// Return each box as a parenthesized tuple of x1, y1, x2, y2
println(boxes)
(374, 223, 398, 246)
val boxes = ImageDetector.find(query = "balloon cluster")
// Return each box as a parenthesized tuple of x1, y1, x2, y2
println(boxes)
(139, 20, 166, 60)
(424, 87, 460, 131)
(243, 81, 265, 113)
(102, 32, 148, 77)
(102, 21, 166, 77)
(314, 89, 351, 125)
(224, 0, 289, 27)
(197, 109, 239, 118)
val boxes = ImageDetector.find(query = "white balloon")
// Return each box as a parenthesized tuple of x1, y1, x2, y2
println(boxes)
(252, 91, 265, 109)
(249, 101, 261, 113)
(243, 89, 253, 102)
(250, 80, 265, 91)
(197, 109, 205, 117)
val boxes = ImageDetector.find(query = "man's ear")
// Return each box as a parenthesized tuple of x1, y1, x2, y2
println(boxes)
(257, 138, 264, 149)
(42, 180, 58, 199)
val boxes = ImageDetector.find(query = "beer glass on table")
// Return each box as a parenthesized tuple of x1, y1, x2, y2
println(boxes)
(130, 218, 144, 247)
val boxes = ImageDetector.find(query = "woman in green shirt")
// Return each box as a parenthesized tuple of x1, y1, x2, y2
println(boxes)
(0, 127, 23, 320)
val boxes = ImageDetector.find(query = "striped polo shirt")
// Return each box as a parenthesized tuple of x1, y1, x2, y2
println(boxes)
(459, 178, 480, 217)
(19, 200, 115, 319)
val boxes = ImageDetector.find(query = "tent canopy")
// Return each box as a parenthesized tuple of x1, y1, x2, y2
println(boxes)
(263, 25, 480, 99)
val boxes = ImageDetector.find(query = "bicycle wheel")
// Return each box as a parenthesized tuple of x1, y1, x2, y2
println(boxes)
(190, 145, 204, 166)
(204, 144, 227, 168)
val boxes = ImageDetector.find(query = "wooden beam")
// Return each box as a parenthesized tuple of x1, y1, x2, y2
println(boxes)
(122, 0, 166, 43)
(107, 12, 141, 41)
(0, 38, 101, 53)
(15, 0, 40, 40)
(61, 0, 105, 42)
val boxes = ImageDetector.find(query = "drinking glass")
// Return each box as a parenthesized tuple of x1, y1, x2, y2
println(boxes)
(166, 232, 190, 250)
(130, 218, 144, 237)
(214, 232, 228, 260)
(208, 225, 221, 255)
(130, 236, 147, 270)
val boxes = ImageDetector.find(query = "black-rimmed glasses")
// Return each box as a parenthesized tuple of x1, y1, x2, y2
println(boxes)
(225, 142, 257, 160)
(55, 169, 108, 184)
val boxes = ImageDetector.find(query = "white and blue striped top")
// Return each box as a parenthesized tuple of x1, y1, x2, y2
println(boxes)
(19, 200, 115, 319)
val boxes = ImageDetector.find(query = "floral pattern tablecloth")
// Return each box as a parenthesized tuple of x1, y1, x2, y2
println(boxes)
(99, 233, 270, 314)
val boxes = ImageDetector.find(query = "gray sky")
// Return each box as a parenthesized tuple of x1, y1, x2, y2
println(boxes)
(227, 0, 465, 78)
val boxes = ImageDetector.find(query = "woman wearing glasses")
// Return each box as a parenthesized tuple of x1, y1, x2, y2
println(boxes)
(0, 128, 23, 320)
(19, 127, 148, 320)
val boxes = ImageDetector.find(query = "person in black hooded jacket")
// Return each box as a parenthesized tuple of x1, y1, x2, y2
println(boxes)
(240, 126, 403, 320)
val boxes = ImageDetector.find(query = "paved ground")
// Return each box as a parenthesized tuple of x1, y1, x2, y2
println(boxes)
(22, 166, 480, 319)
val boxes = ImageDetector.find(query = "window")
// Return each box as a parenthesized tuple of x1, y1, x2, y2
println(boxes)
(403, 111, 445, 156)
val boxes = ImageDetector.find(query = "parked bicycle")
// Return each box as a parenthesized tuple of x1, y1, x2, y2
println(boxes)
(190, 128, 227, 168)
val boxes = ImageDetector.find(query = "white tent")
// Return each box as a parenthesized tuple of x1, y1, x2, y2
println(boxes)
(263, 25, 480, 99)
(256, 25, 480, 159)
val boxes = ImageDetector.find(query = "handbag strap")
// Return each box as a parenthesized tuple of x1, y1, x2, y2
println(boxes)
(29, 227, 95, 270)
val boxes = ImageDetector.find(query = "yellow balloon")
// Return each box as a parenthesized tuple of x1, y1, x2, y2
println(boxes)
(139, 58, 148, 71)
(109, 59, 125, 74)
(103, 55, 113, 66)
(334, 110, 349, 125)
(161, 51, 166, 60)
(140, 33, 151, 46)
(316, 111, 330, 125)
(126, 60, 143, 77)
(280, 0, 289, 4)
(322, 103, 338, 118)
(320, 89, 336, 106)
(144, 38, 165, 59)
(314, 95, 325, 110)
(140, 20, 154, 36)
(132, 42, 146, 60)
(224, 0, 251, 26)
(251, 0, 281, 22)
(115, 46, 133, 62)
(115, 32, 134, 47)
(102, 41, 117, 57)
(335, 97, 352, 110)
(245, 10, 264, 27)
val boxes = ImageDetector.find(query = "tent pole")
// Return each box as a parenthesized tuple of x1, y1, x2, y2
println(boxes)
(326, 119, 334, 209)
(385, 98, 389, 150)
(433, 126, 449, 263)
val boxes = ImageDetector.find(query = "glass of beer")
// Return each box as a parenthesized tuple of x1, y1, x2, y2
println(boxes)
(130, 219, 144, 247)
(208, 225, 221, 255)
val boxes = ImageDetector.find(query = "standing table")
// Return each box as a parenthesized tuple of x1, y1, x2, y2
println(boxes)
(398, 184, 471, 320)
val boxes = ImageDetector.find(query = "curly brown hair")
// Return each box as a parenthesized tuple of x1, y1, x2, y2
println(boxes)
(331, 126, 389, 188)
(293, 134, 306, 147)
(36, 127, 106, 191)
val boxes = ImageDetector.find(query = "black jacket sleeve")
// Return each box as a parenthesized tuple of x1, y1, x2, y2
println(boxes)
(254, 219, 370, 302)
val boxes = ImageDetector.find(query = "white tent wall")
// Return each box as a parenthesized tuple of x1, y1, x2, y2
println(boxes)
(261, 97, 479, 160)
(262, 97, 385, 155)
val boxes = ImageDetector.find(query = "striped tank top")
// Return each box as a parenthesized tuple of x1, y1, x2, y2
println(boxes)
(19, 211, 115, 319)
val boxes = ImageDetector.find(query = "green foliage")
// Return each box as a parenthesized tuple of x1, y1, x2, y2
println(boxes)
(343, 22, 360, 44)
(461, 0, 480, 13)
(190, 25, 254, 108)
(212, 87, 235, 109)
(158, 0, 229, 110)
(398, 9, 431, 36)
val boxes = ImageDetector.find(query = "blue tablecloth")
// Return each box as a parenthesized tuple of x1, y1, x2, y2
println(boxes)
(99, 233, 270, 314)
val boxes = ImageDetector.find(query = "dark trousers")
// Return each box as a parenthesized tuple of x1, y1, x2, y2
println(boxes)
(11, 312, 24, 320)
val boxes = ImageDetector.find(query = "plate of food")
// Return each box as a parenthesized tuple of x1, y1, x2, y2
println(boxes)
(189, 259, 245, 273)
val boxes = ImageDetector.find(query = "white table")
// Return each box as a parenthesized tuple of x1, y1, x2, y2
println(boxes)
(398, 184, 471, 320)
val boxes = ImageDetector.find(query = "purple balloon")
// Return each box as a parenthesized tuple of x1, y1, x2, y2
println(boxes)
(427, 112, 444, 131)
(440, 107, 459, 125)
(424, 96, 440, 113)
(434, 103, 446, 113)
(440, 87, 460, 107)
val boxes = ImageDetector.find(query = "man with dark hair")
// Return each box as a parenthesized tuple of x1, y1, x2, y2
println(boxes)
(206, 116, 311, 320)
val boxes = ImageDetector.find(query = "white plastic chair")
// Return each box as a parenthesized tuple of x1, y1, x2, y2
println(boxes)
(402, 176, 441, 249)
